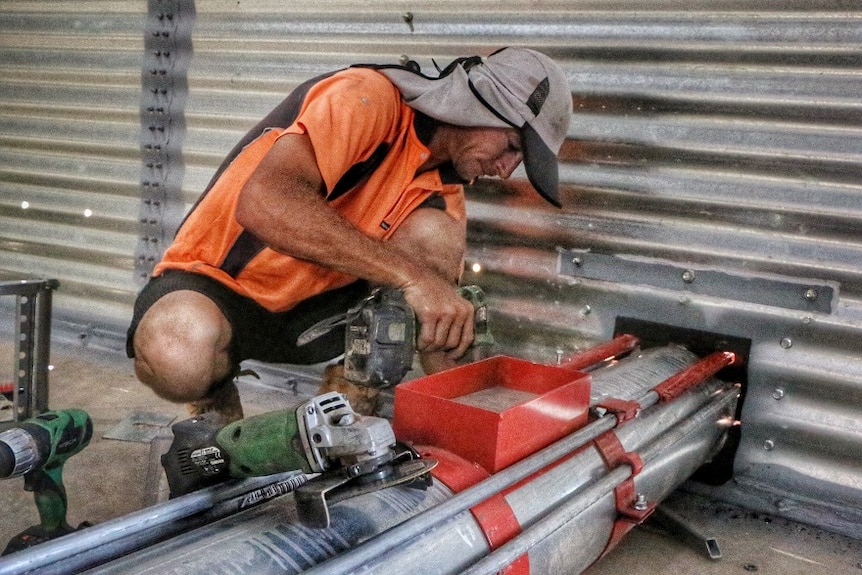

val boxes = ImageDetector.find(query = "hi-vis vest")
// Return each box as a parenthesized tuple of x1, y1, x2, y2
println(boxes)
(155, 68, 466, 312)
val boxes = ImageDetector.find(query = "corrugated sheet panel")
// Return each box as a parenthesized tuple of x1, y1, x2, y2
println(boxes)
(0, 0, 860, 537)
(0, 2, 146, 342)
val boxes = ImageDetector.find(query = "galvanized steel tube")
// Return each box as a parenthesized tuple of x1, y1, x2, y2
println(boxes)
(80, 346, 736, 575)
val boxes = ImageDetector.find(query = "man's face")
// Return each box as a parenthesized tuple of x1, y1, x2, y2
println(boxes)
(450, 126, 523, 184)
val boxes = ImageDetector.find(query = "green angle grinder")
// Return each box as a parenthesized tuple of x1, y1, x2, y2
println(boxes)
(161, 391, 435, 528)
(0, 408, 93, 554)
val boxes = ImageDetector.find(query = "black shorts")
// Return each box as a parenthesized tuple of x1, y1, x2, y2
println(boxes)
(126, 269, 369, 367)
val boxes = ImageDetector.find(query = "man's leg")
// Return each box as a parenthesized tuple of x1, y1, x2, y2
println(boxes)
(132, 289, 242, 421)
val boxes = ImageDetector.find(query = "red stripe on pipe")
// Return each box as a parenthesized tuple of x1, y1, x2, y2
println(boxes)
(593, 430, 653, 560)
(421, 445, 531, 575)
(557, 334, 640, 371)
(652, 350, 738, 402)
(472, 495, 530, 575)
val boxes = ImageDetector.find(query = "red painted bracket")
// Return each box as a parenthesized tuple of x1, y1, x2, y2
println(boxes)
(595, 397, 641, 424)
(593, 430, 655, 558)
(652, 350, 738, 402)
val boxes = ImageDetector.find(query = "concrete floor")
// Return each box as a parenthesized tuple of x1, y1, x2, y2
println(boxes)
(1, 340, 860, 574)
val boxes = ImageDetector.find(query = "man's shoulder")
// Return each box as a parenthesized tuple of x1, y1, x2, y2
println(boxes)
(327, 66, 399, 95)
(308, 67, 406, 126)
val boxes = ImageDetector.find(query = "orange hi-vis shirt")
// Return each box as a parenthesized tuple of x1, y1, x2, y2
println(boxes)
(155, 68, 466, 312)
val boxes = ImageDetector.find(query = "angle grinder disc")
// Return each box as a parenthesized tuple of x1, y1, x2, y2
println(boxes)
(329, 457, 437, 505)
(295, 455, 437, 529)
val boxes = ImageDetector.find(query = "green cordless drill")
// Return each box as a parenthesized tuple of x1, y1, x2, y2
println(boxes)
(0, 408, 93, 554)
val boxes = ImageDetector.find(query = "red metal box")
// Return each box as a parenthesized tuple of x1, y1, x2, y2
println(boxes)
(393, 356, 591, 473)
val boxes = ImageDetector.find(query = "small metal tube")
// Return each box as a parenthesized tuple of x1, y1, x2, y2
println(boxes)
(652, 351, 738, 402)
(302, 376, 689, 575)
(0, 471, 306, 575)
(461, 386, 738, 574)
(557, 334, 641, 371)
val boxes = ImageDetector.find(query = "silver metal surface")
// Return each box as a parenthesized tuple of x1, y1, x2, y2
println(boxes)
(0, 279, 57, 419)
(76, 347, 736, 574)
(558, 249, 837, 314)
(1, 0, 860, 540)
(0, 471, 308, 575)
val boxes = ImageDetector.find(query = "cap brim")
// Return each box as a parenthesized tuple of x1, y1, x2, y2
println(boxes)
(521, 123, 562, 208)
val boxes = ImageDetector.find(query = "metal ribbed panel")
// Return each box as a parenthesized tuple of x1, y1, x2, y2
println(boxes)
(0, 0, 860, 538)
(0, 2, 145, 343)
(185, 2, 862, 537)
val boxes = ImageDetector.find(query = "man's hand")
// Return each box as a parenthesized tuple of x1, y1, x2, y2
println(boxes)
(402, 275, 475, 359)
(236, 132, 474, 357)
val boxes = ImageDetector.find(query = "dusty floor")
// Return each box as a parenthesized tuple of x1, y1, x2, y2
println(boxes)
(1, 339, 860, 574)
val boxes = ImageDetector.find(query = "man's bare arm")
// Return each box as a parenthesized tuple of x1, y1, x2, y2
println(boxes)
(234, 132, 474, 357)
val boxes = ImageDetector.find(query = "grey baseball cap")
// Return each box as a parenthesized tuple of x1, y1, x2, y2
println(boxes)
(378, 47, 572, 207)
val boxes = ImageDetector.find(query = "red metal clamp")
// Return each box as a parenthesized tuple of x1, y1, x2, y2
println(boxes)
(593, 430, 655, 558)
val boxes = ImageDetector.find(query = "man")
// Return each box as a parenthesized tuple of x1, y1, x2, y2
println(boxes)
(127, 47, 572, 421)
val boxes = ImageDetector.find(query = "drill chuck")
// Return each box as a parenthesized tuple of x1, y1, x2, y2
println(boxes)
(0, 427, 40, 479)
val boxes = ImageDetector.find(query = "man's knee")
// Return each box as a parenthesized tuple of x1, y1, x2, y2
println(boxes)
(391, 208, 466, 282)
(132, 290, 233, 403)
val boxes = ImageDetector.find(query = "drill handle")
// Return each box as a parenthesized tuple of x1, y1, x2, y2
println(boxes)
(24, 466, 71, 534)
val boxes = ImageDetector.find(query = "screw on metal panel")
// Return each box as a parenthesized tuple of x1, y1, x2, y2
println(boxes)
(572, 257, 582, 267)
(780, 337, 793, 349)
(763, 440, 775, 451)
(772, 388, 785, 400)
(681, 269, 695, 283)
(633, 493, 648, 511)
(581, 305, 592, 315)
(804, 288, 818, 302)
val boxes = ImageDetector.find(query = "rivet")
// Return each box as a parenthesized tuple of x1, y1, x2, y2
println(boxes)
(763, 439, 775, 451)
(682, 269, 695, 283)
(572, 257, 582, 267)
(772, 388, 785, 400)
(804, 288, 817, 302)
(780, 337, 793, 349)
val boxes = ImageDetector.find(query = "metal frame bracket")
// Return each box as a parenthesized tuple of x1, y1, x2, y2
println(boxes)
(558, 248, 837, 314)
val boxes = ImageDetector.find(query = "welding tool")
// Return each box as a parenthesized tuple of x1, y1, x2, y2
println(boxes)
(161, 392, 435, 528)
(299, 286, 493, 388)
(0, 408, 93, 555)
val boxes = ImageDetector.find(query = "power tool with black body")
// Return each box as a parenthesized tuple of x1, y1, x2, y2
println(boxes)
(300, 285, 494, 388)
(161, 392, 435, 528)
(0, 408, 93, 554)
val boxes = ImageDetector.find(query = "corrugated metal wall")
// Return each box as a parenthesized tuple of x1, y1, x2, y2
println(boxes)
(1, 1, 860, 538)
(0, 1, 145, 344)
